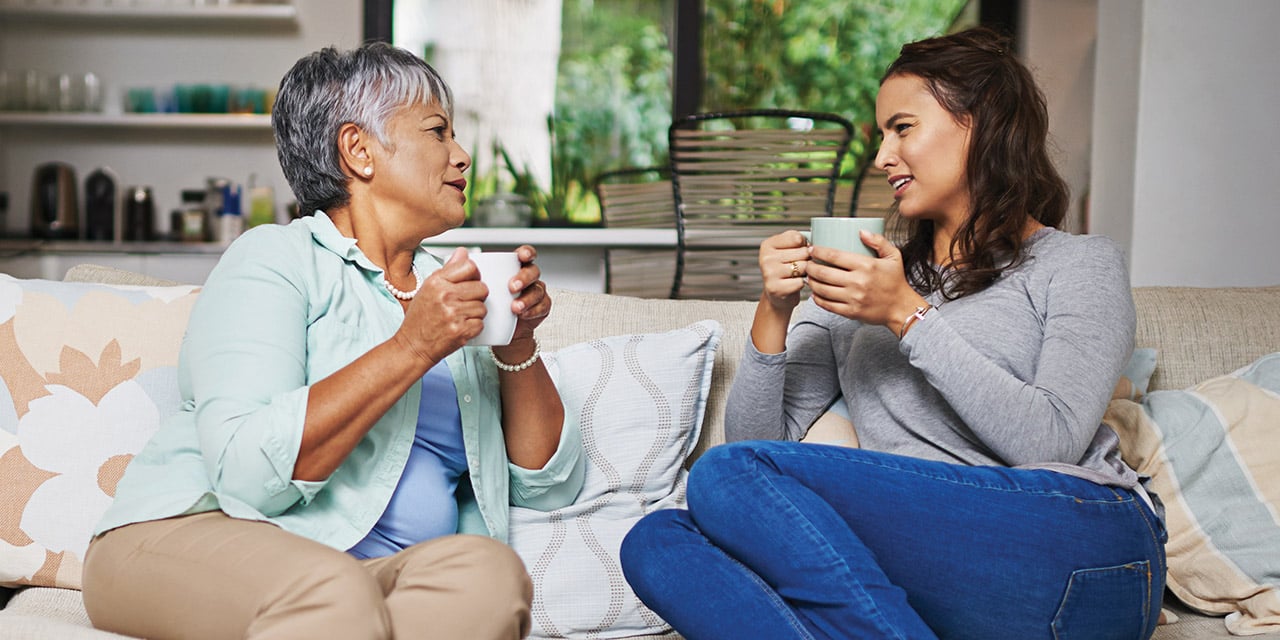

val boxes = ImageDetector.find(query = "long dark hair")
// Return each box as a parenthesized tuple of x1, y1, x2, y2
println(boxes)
(882, 27, 1068, 299)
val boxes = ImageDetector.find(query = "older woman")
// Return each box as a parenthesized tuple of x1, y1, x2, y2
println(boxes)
(622, 27, 1163, 640)
(81, 43, 583, 640)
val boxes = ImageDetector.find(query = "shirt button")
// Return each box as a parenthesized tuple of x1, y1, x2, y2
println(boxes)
(463, 395, 472, 403)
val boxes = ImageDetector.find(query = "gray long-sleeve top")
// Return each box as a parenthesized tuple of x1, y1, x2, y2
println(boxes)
(726, 228, 1146, 492)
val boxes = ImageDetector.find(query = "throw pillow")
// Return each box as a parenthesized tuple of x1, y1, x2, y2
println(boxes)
(0, 275, 199, 590)
(509, 320, 722, 639)
(1113, 347, 1158, 401)
(1106, 352, 1280, 635)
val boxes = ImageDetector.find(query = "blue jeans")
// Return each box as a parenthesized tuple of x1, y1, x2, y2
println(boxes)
(620, 441, 1166, 640)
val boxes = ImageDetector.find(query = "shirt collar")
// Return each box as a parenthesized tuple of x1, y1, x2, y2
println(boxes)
(303, 210, 447, 276)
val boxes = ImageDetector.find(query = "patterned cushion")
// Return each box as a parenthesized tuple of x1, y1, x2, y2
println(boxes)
(1107, 352, 1280, 635)
(509, 321, 722, 639)
(0, 275, 200, 589)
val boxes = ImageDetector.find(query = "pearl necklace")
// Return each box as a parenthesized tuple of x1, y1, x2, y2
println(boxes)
(383, 263, 423, 301)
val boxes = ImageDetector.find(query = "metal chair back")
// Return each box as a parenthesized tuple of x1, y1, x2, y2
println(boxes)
(669, 109, 853, 300)
(596, 166, 678, 298)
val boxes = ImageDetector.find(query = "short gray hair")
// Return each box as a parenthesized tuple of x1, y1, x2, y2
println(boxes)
(272, 42, 454, 214)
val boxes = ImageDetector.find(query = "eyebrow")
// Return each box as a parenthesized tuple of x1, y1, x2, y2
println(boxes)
(419, 112, 450, 128)
(878, 112, 913, 134)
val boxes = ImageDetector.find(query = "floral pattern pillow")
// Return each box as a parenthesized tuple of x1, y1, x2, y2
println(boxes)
(0, 274, 199, 589)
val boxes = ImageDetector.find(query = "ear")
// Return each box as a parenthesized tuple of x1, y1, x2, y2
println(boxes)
(336, 122, 374, 179)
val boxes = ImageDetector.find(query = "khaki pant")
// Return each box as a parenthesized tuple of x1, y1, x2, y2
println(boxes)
(82, 512, 532, 640)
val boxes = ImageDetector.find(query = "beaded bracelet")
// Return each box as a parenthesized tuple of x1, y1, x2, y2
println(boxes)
(489, 337, 541, 372)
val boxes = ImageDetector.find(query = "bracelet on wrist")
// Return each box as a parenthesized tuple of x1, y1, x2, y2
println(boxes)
(899, 304, 933, 339)
(489, 337, 541, 372)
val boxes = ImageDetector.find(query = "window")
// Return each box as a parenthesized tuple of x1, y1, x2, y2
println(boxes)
(369, 0, 993, 225)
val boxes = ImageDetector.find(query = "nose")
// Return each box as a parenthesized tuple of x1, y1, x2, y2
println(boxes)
(874, 141, 895, 173)
(452, 140, 472, 173)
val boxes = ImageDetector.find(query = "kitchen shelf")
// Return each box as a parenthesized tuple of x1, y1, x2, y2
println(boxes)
(0, 112, 272, 130)
(0, 2, 296, 23)
(0, 238, 229, 256)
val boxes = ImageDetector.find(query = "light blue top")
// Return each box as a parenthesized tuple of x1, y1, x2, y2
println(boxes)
(348, 361, 469, 559)
(95, 212, 584, 548)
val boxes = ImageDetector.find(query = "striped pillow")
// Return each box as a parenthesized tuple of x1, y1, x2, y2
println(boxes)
(1106, 352, 1280, 635)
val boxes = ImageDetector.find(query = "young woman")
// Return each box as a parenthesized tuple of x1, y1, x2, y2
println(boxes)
(620, 27, 1165, 640)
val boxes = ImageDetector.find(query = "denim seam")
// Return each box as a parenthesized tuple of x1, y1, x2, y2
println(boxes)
(738, 457, 916, 640)
(770, 447, 1132, 504)
(731, 551, 817, 640)
(1050, 561, 1151, 640)
(1124, 488, 1166, 635)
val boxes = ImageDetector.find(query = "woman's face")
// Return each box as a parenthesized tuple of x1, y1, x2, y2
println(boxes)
(873, 73, 972, 227)
(371, 100, 472, 234)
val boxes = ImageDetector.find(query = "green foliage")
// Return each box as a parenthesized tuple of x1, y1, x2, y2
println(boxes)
(497, 116, 600, 226)
(463, 1, 671, 226)
(702, 0, 968, 176)
(545, 0, 673, 224)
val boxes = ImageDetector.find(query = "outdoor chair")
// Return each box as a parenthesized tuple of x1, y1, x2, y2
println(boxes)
(668, 109, 854, 300)
(595, 166, 678, 299)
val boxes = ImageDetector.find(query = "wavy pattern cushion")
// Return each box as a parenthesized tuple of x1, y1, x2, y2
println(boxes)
(509, 321, 722, 639)
(1107, 352, 1280, 635)
(0, 275, 199, 589)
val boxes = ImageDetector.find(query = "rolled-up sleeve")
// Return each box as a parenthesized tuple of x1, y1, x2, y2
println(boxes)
(184, 229, 329, 516)
(507, 412, 584, 511)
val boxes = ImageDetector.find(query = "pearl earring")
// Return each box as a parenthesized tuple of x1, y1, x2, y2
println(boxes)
(363, 166, 373, 176)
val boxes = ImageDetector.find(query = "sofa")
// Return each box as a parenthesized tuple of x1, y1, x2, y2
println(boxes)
(1, 263, 1277, 640)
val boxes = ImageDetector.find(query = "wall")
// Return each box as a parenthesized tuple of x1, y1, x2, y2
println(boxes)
(1020, 0, 1098, 234)
(395, 0, 562, 190)
(0, 3, 362, 238)
(1089, 0, 1280, 287)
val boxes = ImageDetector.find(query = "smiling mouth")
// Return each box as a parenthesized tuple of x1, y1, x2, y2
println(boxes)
(890, 176, 912, 197)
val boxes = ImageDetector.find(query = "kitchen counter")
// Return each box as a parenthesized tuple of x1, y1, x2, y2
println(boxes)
(0, 227, 684, 290)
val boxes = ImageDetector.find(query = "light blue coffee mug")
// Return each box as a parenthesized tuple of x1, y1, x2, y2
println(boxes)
(807, 217, 886, 257)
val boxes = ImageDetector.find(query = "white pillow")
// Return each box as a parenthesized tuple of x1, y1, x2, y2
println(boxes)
(509, 320, 722, 639)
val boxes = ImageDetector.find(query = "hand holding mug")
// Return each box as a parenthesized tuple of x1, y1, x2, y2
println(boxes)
(759, 229, 811, 311)
(508, 244, 552, 340)
(806, 227, 927, 331)
(398, 247, 489, 365)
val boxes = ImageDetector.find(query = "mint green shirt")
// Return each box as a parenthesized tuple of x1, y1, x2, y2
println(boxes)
(95, 212, 584, 548)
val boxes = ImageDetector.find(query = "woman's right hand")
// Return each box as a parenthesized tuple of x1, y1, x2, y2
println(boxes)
(395, 247, 489, 367)
(749, 229, 811, 355)
(759, 229, 811, 311)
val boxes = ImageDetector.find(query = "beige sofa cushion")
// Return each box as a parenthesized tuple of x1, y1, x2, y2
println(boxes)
(539, 288, 757, 463)
(1133, 286, 1280, 392)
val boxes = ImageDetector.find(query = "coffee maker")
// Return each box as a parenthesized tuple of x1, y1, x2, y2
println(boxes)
(30, 162, 80, 239)
(84, 167, 118, 242)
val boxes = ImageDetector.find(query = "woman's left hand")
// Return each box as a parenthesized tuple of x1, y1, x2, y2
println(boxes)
(508, 244, 552, 340)
(806, 230, 928, 334)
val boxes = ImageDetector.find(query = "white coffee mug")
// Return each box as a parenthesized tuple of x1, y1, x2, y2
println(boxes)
(466, 251, 521, 346)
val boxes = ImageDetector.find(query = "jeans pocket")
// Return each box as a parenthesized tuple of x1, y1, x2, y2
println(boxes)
(1052, 561, 1151, 640)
